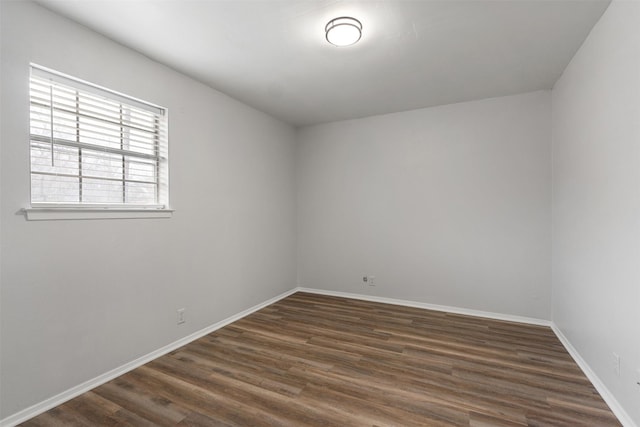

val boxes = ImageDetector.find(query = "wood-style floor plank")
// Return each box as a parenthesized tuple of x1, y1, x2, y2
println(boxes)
(21, 292, 621, 426)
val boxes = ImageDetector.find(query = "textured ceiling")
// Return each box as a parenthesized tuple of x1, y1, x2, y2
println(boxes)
(37, 0, 610, 127)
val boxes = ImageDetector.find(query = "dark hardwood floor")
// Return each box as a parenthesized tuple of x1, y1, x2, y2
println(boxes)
(22, 292, 620, 426)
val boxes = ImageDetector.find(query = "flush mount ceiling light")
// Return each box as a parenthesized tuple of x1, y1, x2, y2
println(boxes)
(325, 17, 362, 47)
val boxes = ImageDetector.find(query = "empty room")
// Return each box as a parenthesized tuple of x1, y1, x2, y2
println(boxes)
(0, 0, 638, 426)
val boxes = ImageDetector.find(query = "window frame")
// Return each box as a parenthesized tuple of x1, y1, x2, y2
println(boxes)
(25, 64, 172, 220)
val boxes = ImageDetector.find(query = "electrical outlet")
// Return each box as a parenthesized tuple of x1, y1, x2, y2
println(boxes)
(177, 308, 186, 325)
(368, 275, 376, 286)
(362, 276, 368, 284)
(635, 369, 640, 390)
(613, 352, 620, 376)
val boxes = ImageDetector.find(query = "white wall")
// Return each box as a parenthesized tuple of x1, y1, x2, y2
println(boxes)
(552, 1, 640, 424)
(297, 91, 551, 319)
(0, 1, 296, 419)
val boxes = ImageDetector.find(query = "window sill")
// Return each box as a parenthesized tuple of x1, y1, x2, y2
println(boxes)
(22, 207, 174, 221)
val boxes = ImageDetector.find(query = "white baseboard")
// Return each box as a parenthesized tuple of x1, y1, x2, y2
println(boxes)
(3, 287, 634, 427)
(295, 287, 552, 326)
(0, 288, 298, 427)
(296, 287, 634, 427)
(551, 325, 636, 427)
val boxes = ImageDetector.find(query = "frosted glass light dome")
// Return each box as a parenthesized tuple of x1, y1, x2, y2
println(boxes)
(325, 17, 362, 47)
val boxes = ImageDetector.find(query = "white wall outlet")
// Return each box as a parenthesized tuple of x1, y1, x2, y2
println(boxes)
(612, 352, 620, 376)
(368, 275, 376, 286)
(362, 276, 368, 284)
(177, 308, 186, 325)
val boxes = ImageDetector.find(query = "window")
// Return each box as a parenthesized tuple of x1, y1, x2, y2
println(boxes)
(28, 65, 169, 214)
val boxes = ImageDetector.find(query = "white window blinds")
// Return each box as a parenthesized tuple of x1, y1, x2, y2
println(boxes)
(29, 65, 169, 208)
